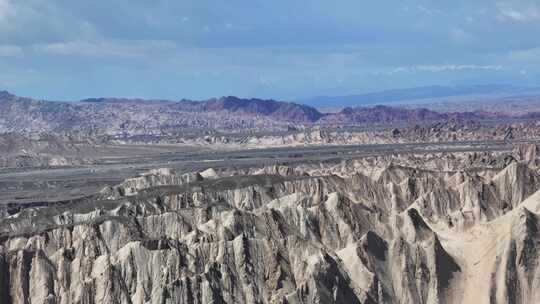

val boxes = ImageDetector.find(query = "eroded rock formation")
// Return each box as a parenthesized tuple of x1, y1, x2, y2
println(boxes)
(2, 153, 540, 303)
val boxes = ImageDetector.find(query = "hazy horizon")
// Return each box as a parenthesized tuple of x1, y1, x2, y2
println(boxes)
(3, 84, 540, 108)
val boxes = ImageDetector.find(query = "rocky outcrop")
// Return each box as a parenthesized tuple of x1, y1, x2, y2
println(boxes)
(2, 155, 540, 303)
(0, 133, 96, 168)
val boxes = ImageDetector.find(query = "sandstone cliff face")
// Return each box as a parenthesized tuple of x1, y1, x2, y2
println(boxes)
(2, 155, 540, 303)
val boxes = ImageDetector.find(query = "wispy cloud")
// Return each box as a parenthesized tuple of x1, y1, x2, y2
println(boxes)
(415, 65, 503, 72)
(508, 47, 540, 64)
(0, 45, 22, 57)
(449, 27, 472, 43)
(417, 5, 441, 16)
(496, 1, 540, 22)
(33, 40, 177, 57)
(379, 64, 504, 75)
(0, 65, 38, 88)
(0, 0, 11, 20)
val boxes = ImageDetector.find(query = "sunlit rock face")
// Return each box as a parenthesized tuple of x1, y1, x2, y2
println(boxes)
(2, 152, 540, 304)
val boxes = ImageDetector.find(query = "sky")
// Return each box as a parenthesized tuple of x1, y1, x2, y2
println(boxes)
(0, 0, 539, 101)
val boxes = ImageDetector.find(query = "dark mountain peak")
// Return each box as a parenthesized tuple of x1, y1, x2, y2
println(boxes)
(339, 107, 355, 115)
(0, 90, 15, 100)
(323, 104, 513, 124)
(325, 105, 448, 124)
(81, 97, 108, 103)
(220, 95, 243, 102)
(171, 96, 321, 122)
(201, 96, 322, 122)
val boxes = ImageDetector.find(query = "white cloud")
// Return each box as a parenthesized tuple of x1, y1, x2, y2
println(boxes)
(0, 0, 11, 20)
(508, 47, 540, 63)
(415, 65, 503, 72)
(33, 39, 177, 57)
(417, 5, 441, 15)
(379, 64, 504, 75)
(496, 1, 540, 22)
(0, 1, 99, 46)
(450, 27, 472, 43)
(0, 45, 22, 57)
(258, 74, 274, 87)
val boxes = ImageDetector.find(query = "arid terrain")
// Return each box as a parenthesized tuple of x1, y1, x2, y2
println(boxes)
(3, 91, 540, 303)
(4, 0, 540, 301)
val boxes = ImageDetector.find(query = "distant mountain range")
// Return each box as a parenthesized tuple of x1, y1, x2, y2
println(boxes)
(0, 91, 322, 137)
(80, 95, 322, 122)
(2, 89, 540, 138)
(318, 105, 495, 124)
(299, 85, 540, 108)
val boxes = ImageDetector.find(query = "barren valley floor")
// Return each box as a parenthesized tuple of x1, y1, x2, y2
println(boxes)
(0, 139, 531, 204)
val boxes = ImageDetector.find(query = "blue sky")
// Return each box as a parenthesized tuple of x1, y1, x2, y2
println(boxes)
(0, 0, 539, 101)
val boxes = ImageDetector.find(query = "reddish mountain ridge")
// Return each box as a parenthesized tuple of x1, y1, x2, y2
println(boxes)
(320, 105, 511, 124)
(1, 91, 536, 139)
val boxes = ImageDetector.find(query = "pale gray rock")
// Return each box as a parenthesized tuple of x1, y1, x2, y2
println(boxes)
(2, 155, 540, 303)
